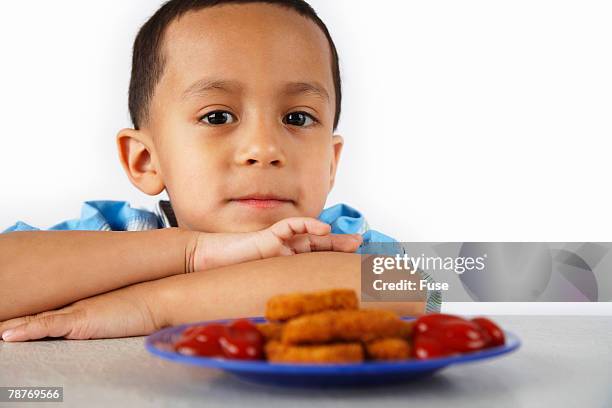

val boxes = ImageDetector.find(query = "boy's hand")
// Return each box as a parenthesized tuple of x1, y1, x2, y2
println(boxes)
(190, 217, 363, 271)
(0, 282, 162, 342)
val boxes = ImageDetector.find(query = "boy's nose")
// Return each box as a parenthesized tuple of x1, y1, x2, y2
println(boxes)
(234, 123, 287, 168)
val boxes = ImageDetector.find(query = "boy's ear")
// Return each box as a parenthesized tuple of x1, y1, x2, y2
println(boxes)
(329, 134, 344, 191)
(116, 128, 165, 195)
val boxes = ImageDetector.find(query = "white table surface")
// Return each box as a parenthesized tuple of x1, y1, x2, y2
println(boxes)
(1, 316, 611, 408)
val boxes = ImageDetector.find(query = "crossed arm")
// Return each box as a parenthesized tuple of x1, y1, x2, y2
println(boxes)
(0, 228, 194, 321)
(0, 251, 426, 341)
(0, 217, 363, 322)
(0, 220, 425, 342)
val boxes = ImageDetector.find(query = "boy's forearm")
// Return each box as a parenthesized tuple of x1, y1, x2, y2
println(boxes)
(148, 252, 426, 327)
(0, 228, 196, 320)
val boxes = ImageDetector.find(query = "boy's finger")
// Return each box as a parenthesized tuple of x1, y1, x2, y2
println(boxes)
(287, 234, 315, 253)
(269, 217, 331, 240)
(0, 310, 67, 334)
(303, 233, 363, 253)
(0, 317, 26, 334)
(1, 313, 77, 342)
(326, 233, 363, 252)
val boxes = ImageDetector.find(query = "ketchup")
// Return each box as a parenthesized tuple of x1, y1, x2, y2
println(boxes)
(413, 313, 505, 359)
(174, 319, 264, 360)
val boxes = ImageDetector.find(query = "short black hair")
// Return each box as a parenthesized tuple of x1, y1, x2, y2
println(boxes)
(128, 0, 342, 131)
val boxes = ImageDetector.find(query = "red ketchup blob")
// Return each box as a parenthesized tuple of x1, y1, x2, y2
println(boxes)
(174, 320, 264, 360)
(219, 319, 265, 360)
(413, 313, 505, 359)
(472, 317, 506, 347)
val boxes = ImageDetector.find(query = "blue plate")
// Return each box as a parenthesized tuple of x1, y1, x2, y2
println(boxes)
(145, 317, 520, 387)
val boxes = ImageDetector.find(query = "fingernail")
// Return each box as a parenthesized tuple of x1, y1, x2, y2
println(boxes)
(2, 329, 16, 341)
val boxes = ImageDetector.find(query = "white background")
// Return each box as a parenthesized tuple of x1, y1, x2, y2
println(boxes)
(0, 1, 610, 314)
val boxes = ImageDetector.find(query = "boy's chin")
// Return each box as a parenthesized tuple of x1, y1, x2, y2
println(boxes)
(221, 218, 286, 233)
(180, 203, 307, 233)
(185, 216, 288, 233)
(219, 204, 302, 232)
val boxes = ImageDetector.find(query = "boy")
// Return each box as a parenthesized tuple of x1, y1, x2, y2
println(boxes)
(0, 0, 440, 342)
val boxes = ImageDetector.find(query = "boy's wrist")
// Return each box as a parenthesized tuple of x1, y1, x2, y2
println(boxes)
(143, 274, 182, 329)
(177, 228, 200, 274)
(190, 231, 245, 271)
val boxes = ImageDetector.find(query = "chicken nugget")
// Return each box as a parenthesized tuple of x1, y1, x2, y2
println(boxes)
(282, 309, 407, 344)
(256, 322, 283, 341)
(398, 319, 415, 338)
(265, 340, 364, 363)
(365, 338, 412, 360)
(265, 289, 358, 321)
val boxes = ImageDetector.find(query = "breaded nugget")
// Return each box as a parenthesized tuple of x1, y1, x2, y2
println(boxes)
(365, 338, 412, 360)
(265, 340, 364, 363)
(256, 322, 283, 341)
(398, 319, 415, 338)
(265, 289, 358, 321)
(281, 309, 407, 344)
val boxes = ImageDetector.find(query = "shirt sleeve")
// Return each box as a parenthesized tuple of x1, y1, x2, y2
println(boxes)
(2, 200, 161, 233)
(2, 221, 40, 233)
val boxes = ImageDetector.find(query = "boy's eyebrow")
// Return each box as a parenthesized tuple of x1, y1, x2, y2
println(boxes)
(282, 81, 330, 102)
(181, 77, 330, 102)
(181, 78, 242, 100)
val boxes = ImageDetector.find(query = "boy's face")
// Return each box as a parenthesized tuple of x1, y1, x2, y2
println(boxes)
(118, 3, 343, 233)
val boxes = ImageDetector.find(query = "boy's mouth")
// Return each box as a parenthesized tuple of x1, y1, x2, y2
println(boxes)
(230, 194, 294, 209)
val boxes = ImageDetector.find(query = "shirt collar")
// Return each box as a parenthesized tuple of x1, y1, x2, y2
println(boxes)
(157, 200, 178, 228)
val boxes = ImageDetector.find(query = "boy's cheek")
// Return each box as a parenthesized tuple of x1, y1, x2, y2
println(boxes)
(300, 173, 332, 208)
(168, 195, 219, 231)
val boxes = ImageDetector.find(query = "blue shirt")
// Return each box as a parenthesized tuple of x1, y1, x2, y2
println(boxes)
(2, 200, 441, 312)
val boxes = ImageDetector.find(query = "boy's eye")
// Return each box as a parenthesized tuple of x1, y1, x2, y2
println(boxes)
(283, 111, 317, 127)
(199, 111, 236, 126)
